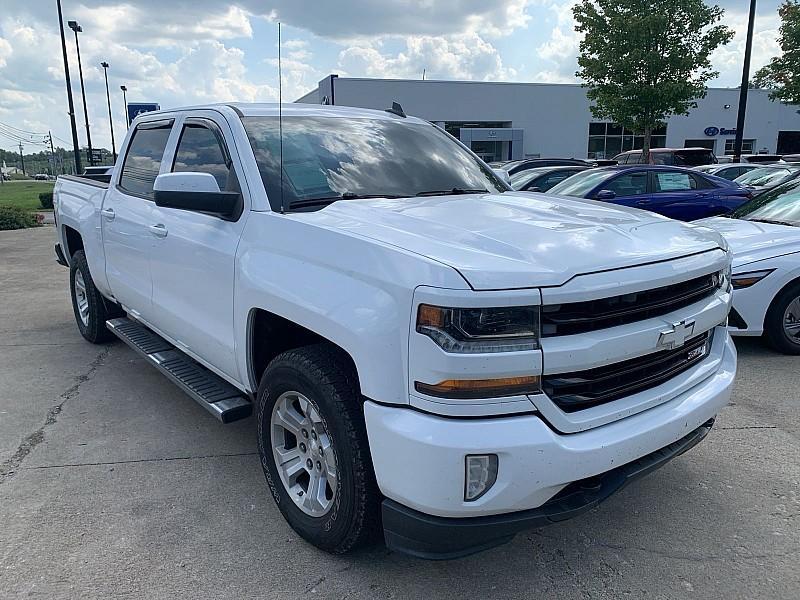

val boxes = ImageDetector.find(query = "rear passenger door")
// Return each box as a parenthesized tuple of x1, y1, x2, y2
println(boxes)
(103, 119, 174, 320)
(646, 170, 715, 221)
(148, 113, 248, 381)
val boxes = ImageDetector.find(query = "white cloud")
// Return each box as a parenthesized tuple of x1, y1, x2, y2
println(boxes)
(338, 33, 516, 81)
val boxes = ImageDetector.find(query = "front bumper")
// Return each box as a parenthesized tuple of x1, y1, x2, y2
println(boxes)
(382, 419, 713, 559)
(365, 330, 736, 557)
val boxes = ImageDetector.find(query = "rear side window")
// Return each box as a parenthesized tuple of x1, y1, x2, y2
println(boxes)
(605, 171, 648, 196)
(653, 171, 697, 192)
(172, 122, 235, 191)
(119, 122, 173, 199)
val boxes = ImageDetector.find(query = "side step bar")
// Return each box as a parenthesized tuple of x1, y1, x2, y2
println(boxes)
(106, 318, 252, 423)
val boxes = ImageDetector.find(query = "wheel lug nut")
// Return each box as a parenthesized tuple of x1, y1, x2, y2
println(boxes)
(316, 461, 322, 470)
(311, 430, 317, 440)
(306, 459, 313, 469)
(319, 448, 323, 457)
(302, 429, 309, 438)
(299, 443, 306, 453)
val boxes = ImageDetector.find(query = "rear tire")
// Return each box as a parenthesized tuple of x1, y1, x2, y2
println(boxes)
(256, 344, 381, 553)
(763, 281, 800, 354)
(69, 250, 122, 344)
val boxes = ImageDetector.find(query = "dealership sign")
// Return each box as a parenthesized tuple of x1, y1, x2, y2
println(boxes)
(704, 126, 737, 136)
(127, 103, 161, 123)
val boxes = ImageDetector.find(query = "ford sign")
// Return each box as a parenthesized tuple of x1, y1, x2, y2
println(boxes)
(704, 126, 720, 136)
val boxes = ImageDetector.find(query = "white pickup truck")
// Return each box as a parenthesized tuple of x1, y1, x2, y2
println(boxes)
(54, 103, 736, 559)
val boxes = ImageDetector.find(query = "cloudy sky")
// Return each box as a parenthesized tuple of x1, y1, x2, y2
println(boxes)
(0, 0, 783, 153)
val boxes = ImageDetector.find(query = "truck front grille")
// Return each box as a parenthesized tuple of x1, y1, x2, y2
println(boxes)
(541, 272, 720, 337)
(542, 331, 712, 413)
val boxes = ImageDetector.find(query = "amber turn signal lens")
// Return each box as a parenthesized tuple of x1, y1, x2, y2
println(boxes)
(415, 375, 541, 399)
(417, 304, 446, 328)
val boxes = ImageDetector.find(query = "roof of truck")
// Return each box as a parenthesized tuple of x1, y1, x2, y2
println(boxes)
(133, 102, 429, 125)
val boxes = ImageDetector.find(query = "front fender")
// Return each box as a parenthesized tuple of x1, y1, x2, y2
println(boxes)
(233, 213, 467, 402)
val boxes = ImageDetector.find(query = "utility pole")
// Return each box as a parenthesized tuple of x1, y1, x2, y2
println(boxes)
(57, 0, 81, 174)
(734, 0, 757, 162)
(68, 20, 94, 166)
(48, 131, 57, 175)
(120, 85, 129, 127)
(101, 62, 117, 161)
(18, 142, 25, 176)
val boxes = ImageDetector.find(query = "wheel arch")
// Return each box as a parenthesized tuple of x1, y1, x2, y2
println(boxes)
(247, 308, 361, 396)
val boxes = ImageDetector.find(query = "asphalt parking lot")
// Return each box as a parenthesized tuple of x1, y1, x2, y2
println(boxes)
(1, 226, 798, 599)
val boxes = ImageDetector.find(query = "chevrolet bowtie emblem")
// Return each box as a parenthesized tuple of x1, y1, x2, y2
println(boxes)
(657, 319, 696, 350)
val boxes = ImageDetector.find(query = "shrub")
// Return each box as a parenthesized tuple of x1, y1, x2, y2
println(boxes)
(39, 192, 54, 209)
(0, 206, 39, 230)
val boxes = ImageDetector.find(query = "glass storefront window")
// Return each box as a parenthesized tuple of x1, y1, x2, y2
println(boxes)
(587, 123, 668, 158)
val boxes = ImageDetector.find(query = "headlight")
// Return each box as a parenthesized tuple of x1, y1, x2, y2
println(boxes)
(416, 304, 540, 353)
(732, 269, 773, 289)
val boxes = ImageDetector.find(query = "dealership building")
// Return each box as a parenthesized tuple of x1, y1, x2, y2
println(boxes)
(297, 75, 800, 163)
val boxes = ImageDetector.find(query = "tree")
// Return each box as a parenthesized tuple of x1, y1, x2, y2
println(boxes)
(573, 0, 733, 161)
(754, 1, 800, 104)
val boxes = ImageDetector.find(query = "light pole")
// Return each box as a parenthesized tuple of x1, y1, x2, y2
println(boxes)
(120, 85, 129, 127)
(68, 20, 94, 166)
(56, 0, 81, 174)
(733, 0, 757, 162)
(101, 62, 117, 161)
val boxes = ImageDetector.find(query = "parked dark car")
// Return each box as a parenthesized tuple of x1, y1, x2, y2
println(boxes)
(613, 147, 716, 167)
(509, 165, 589, 192)
(733, 164, 800, 196)
(694, 163, 762, 181)
(497, 157, 591, 176)
(548, 165, 752, 221)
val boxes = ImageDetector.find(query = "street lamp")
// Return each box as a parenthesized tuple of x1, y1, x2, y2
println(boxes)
(101, 62, 117, 161)
(68, 20, 94, 166)
(120, 85, 129, 127)
(56, 0, 81, 174)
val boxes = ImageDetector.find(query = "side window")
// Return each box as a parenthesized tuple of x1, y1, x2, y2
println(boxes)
(615, 154, 629, 165)
(119, 122, 173, 199)
(172, 123, 235, 191)
(653, 171, 697, 192)
(604, 171, 648, 196)
(539, 171, 573, 190)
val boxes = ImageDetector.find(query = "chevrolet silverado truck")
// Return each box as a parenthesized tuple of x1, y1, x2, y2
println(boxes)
(54, 103, 737, 559)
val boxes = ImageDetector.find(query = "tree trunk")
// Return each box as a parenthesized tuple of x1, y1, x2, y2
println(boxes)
(641, 127, 652, 164)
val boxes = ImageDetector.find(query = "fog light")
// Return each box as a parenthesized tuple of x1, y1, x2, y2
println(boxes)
(465, 454, 498, 501)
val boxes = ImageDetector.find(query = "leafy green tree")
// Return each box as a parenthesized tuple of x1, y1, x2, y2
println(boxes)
(573, 0, 733, 161)
(754, 1, 800, 104)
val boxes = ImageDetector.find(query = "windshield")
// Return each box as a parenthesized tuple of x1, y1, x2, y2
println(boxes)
(734, 167, 793, 187)
(548, 168, 615, 197)
(730, 180, 800, 225)
(242, 116, 507, 210)
(510, 168, 546, 190)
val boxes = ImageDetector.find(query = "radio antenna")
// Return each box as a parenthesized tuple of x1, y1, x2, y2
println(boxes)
(278, 21, 285, 214)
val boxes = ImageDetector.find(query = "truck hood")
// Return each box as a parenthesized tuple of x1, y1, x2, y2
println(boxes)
(695, 216, 800, 268)
(305, 192, 724, 290)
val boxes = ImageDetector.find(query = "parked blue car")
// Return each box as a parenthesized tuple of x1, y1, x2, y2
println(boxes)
(547, 165, 753, 221)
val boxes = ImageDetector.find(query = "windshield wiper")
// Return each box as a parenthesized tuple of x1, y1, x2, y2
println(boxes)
(289, 192, 403, 209)
(747, 218, 797, 227)
(415, 187, 490, 197)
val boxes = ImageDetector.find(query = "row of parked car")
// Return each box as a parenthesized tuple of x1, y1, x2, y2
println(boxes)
(491, 152, 800, 355)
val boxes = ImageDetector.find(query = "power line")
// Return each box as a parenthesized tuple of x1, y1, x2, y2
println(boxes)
(0, 120, 48, 136)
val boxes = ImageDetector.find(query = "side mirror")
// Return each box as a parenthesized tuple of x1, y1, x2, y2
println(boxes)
(492, 168, 511, 185)
(595, 189, 617, 200)
(153, 172, 240, 219)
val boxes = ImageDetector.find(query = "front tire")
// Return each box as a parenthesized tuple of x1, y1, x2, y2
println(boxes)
(256, 344, 380, 553)
(69, 250, 121, 344)
(763, 281, 800, 354)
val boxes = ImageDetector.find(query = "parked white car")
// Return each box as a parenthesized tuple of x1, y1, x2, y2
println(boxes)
(54, 103, 736, 559)
(697, 179, 800, 353)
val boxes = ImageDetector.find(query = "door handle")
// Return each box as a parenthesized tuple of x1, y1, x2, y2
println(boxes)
(636, 199, 650, 205)
(101, 207, 115, 221)
(149, 224, 168, 238)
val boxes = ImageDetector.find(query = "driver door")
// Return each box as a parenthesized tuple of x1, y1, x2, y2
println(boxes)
(148, 113, 249, 381)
